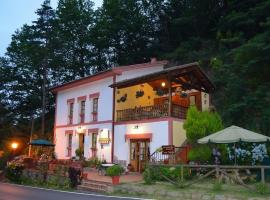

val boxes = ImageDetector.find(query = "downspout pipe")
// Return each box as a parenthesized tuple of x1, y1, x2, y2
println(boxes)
(111, 74, 116, 163)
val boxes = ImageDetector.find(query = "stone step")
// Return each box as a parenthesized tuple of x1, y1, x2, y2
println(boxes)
(78, 179, 112, 193)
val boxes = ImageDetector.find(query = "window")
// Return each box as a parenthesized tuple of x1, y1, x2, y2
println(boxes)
(80, 100, 85, 123)
(68, 103, 74, 124)
(91, 133, 98, 158)
(92, 98, 98, 121)
(92, 133, 98, 149)
(67, 134, 72, 157)
(189, 95, 196, 106)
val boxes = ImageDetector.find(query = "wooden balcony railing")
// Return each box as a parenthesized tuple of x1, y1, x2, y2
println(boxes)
(116, 104, 187, 122)
(171, 104, 188, 119)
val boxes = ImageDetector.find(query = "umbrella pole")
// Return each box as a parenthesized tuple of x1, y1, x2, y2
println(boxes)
(234, 143, 236, 165)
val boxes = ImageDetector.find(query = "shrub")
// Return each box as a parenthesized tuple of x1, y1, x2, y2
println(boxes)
(68, 167, 81, 188)
(183, 106, 223, 143)
(5, 164, 24, 183)
(106, 165, 124, 177)
(143, 165, 193, 184)
(143, 167, 156, 185)
(255, 183, 269, 195)
(0, 152, 10, 170)
(188, 145, 212, 162)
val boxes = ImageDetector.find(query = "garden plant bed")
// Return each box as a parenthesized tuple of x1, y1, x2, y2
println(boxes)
(113, 180, 270, 200)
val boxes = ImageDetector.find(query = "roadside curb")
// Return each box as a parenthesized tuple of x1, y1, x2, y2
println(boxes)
(0, 182, 152, 200)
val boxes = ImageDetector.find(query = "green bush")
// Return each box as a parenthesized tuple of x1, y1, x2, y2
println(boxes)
(143, 166, 193, 184)
(5, 164, 24, 183)
(143, 168, 155, 184)
(255, 183, 269, 195)
(0, 152, 10, 170)
(106, 165, 124, 177)
(188, 145, 212, 162)
(183, 106, 223, 143)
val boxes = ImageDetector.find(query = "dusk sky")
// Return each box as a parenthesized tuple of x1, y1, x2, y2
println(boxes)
(0, 0, 103, 56)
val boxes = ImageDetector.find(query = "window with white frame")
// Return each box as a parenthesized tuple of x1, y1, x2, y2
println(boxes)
(67, 134, 72, 157)
(79, 100, 86, 123)
(68, 102, 74, 124)
(92, 98, 98, 121)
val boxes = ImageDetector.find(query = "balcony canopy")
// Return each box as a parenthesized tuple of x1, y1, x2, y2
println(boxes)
(110, 62, 215, 93)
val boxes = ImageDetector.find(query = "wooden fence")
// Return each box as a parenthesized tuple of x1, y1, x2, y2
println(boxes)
(149, 164, 270, 185)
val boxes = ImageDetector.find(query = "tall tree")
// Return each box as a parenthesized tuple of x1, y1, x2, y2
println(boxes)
(93, 0, 156, 66)
(56, 0, 97, 79)
(4, 0, 56, 137)
(212, 0, 270, 134)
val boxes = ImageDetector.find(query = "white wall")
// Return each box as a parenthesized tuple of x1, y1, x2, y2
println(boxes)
(56, 77, 114, 126)
(201, 92, 210, 111)
(55, 123, 113, 162)
(54, 63, 166, 162)
(116, 65, 164, 82)
(114, 121, 169, 164)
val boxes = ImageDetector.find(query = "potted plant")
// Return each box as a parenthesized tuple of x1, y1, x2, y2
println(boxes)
(106, 165, 124, 185)
(75, 148, 84, 160)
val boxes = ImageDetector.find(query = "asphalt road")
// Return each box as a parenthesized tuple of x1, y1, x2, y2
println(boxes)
(0, 182, 148, 200)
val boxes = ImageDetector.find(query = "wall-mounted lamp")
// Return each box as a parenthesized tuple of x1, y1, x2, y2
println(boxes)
(134, 125, 139, 129)
(161, 82, 166, 87)
(76, 126, 84, 134)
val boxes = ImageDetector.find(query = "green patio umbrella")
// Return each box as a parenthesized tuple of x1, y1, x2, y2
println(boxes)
(29, 139, 55, 146)
(197, 125, 270, 164)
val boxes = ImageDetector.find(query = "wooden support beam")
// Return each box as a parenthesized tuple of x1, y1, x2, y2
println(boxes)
(168, 75, 172, 117)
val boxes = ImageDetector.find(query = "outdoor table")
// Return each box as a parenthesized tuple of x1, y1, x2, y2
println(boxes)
(98, 163, 115, 175)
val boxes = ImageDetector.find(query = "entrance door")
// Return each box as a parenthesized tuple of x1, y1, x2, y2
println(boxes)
(91, 133, 98, 157)
(79, 134, 85, 152)
(130, 139, 150, 173)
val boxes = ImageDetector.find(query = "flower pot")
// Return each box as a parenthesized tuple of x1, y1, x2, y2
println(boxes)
(111, 176, 120, 185)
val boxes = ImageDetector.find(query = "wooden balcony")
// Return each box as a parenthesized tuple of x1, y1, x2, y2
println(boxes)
(116, 104, 187, 122)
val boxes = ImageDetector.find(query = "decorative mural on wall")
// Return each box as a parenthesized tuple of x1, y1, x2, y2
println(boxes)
(117, 93, 127, 103)
(135, 90, 144, 98)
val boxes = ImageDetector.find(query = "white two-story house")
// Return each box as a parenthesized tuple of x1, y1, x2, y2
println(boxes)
(51, 58, 214, 172)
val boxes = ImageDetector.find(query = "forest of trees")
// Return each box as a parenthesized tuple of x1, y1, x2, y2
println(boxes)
(0, 0, 270, 149)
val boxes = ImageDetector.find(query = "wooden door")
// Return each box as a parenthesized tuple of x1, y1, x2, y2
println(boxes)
(79, 134, 85, 150)
(130, 140, 150, 173)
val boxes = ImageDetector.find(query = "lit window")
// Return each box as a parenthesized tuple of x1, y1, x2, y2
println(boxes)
(92, 98, 98, 121)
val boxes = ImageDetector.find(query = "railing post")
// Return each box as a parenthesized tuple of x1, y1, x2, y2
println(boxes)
(261, 167, 265, 183)
(181, 165, 184, 182)
(215, 166, 219, 180)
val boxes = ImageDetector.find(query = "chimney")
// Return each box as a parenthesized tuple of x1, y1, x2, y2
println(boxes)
(150, 57, 157, 64)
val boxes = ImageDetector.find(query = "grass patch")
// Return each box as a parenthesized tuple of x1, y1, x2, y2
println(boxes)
(115, 179, 270, 199)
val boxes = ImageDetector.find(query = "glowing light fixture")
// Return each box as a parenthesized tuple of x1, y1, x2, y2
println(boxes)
(161, 82, 166, 87)
(11, 142, 18, 150)
(134, 125, 139, 129)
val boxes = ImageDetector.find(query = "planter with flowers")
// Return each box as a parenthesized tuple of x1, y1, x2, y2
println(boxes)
(106, 165, 124, 185)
